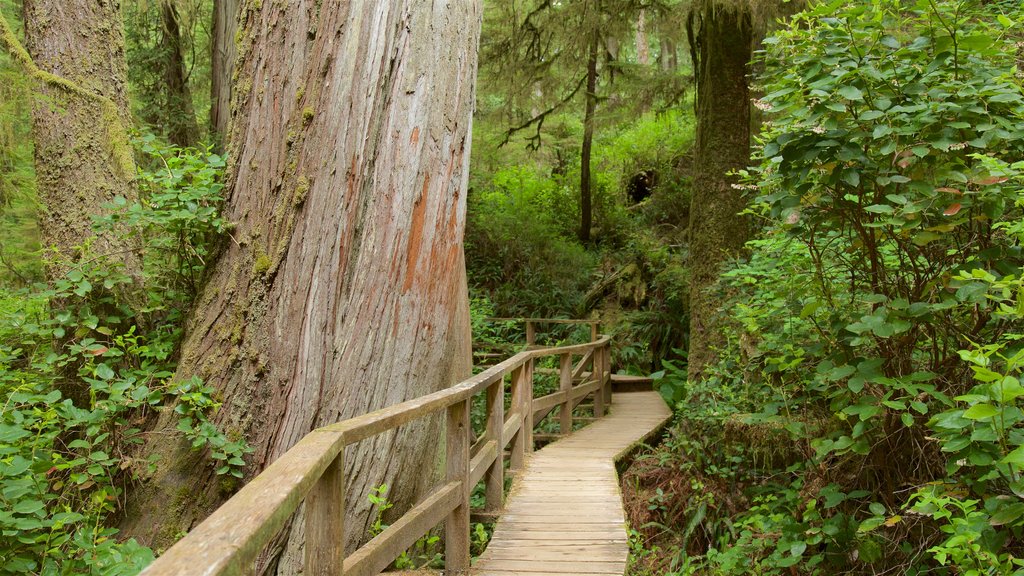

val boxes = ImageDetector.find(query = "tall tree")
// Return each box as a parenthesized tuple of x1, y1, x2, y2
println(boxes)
(7, 0, 142, 286)
(685, 1, 754, 381)
(160, 0, 199, 147)
(121, 2, 480, 571)
(210, 0, 238, 148)
(684, 0, 804, 381)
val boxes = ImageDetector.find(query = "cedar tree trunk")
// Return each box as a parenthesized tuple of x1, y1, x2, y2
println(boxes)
(686, 3, 753, 382)
(122, 1, 480, 572)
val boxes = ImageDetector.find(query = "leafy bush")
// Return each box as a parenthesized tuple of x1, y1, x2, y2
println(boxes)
(0, 141, 244, 573)
(633, 2, 1024, 574)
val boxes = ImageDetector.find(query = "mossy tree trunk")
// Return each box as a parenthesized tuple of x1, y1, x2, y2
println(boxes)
(685, 2, 754, 382)
(209, 0, 238, 149)
(122, 1, 480, 571)
(21, 0, 142, 285)
(160, 0, 199, 147)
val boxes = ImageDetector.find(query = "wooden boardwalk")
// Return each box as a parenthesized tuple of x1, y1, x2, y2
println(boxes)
(473, 391, 672, 576)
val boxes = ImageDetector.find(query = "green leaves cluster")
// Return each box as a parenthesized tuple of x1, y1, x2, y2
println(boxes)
(0, 141, 245, 573)
(652, 0, 1024, 573)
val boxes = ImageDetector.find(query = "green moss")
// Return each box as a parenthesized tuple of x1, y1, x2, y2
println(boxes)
(295, 84, 305, 103)
(294, 176, 310, 206)
(252, 251, 272, 276)
(302, 106, 315, 126)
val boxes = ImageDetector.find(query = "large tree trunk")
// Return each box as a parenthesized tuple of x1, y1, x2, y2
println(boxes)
(685, 3, 753, 382)
(160, 0, 199, 147)
(21, 0, 142, 285)
(579, 30, 598, 245)
(209, 0, 238, 149)
(122, 1, 480, 570)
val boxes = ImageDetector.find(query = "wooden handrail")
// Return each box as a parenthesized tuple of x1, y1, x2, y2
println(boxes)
(142, 335, 614, 576)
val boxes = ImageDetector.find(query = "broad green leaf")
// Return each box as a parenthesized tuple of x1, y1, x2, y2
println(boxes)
(963, 404, 999, 420)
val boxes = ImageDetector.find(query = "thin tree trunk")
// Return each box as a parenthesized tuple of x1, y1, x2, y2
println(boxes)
(686, 3, 753, 382)
(19, 0, 142, 287)
(210, 0, 238, 149)
(122, 2, 480, 571)
(161, 0, 199, 147)
(579, 30, 599, 244)
(636, 9, 649, 66)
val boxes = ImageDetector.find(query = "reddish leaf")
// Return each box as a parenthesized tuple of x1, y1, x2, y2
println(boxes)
(943, 203, 962, 216)
(89, 346, 109, 356)
(935, 187, 962, 195)
(974, 176, 1009, 186)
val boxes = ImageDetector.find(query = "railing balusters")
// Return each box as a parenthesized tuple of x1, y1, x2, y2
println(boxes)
(445, 398, 471, 574)
(484, 378, 504, 512)
(305, 451, 345, 576)
(559, 352, 572, 434)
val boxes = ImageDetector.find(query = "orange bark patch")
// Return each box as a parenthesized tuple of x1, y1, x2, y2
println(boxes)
(403, 174, 430, 292)
(410, 127, 420, 145)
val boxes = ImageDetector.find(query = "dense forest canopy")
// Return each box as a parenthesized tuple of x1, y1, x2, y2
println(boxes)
(0, 0, 1022, 575)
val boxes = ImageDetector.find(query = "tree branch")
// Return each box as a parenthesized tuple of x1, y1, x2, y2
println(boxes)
(499, 75, 587, 150)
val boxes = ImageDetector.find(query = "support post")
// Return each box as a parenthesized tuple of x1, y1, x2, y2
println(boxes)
(593, 344, 605, 418)
(526, 320, 536, 347)
(305, 450, 344, 576)
(602, 344, 612, 407)
(446, 399, 471, 574)
(559, 353, 572, 434)
(590, 322, 599, 343)
(484, 378, 504, 512)
(510, 364, 527, 470)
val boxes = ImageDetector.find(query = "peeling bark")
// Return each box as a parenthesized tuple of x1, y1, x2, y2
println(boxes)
(122, 1, 480, 571)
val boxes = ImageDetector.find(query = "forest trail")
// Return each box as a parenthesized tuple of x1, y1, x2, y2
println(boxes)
(472, 391, 671, 576)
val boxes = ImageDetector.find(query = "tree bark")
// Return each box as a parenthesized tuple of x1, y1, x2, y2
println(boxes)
(20, 0, 142, 285)
(579, 29, 599, 245)
(161, 0, 199, 147)
(686, 3, 753, 382)
(209, 0, 238, 149)
(122, 1, 480, 570)
(635, 9, 649, 66)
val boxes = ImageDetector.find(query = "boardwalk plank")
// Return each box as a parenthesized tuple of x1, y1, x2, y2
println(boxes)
(471, 391, 671, 576)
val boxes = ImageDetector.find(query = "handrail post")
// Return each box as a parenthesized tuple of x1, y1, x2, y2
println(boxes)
(559, 353, 572, 434)
(598, 342, 606, 405)
(590, 322, 599, 343)
(484, 377, 504, 512)
(510, 358, 535, 469)
(525, 358, 534, 453)
(510, 364, 527, 470)
(305, 450, 344, 576)
(525, 320, 536, 347)
(446, 398, 471, 574)
(593, 343, 605, 418)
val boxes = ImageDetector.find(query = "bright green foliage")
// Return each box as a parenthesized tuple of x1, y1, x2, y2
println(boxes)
(0, 141, 243, 573)
(642, 0, 1024, 573)
(466, 165, 597, 317)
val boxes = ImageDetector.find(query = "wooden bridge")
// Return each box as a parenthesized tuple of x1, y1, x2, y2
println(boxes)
(141, 320, 671, 576)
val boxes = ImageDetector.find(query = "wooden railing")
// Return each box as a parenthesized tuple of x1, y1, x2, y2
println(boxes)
(142, 335, 613, 576)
